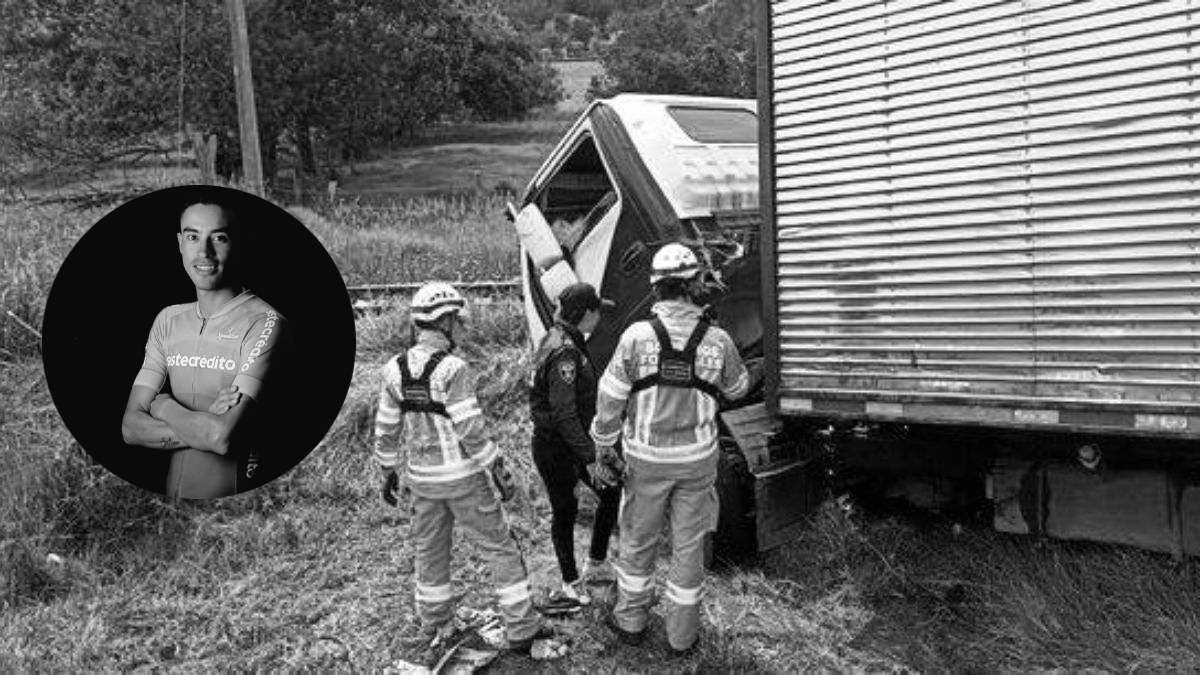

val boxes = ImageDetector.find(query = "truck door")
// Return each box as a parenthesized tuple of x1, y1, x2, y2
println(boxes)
(513, 123, 623, 349)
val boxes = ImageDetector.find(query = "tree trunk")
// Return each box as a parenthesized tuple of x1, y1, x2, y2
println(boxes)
(295, 120, 316, 175)
(261, 129, 278, 187)
(192, 132, 217, 184)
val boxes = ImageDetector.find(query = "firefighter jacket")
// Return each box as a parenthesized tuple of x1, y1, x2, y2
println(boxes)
(590, 300, 750, 469)
(529, 320, 598, 464)
(373, 330, 499, 496)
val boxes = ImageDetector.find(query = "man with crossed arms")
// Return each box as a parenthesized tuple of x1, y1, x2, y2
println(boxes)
(121, 191, 289, 499)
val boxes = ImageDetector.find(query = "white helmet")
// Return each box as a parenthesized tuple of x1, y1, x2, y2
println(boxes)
(650, 243, 701, 284)
(411, 282, 467, 323)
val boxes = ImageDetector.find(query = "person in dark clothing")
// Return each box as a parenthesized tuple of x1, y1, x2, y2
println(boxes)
(529, 282, 621, 611)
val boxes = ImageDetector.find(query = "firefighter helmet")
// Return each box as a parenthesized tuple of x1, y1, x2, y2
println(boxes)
(650, 243, 701, 284)
(411, 282, 467, 323)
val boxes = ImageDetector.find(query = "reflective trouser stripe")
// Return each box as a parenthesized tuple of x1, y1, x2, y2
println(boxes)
(612, 461, 717, 649)
(664, 580, 702, 606)
(408, 471, 542, 643)
(414, 582, 454, 604)
(495, 579, 532, 606)
(614, 564, 650, 594)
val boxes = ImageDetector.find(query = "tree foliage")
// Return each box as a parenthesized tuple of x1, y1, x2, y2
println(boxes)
(499, 0, 657, 34)
(588, 0, 755, 99)
(0, 0, 561, 182)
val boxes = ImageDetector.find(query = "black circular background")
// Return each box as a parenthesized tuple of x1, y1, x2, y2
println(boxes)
(42, 185, 356, 496)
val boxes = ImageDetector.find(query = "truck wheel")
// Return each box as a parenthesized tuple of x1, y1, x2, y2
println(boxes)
(709, 442, 757, 569)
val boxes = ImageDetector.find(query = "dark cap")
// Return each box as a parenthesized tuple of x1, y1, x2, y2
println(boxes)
(558, 281, 615, 319)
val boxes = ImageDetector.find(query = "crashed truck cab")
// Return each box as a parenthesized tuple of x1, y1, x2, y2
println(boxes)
(509, 94, 788, 560)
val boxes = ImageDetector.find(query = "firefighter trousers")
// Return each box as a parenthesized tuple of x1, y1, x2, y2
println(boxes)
(612, 460, 719, 651)
(409, 471, 542, 643)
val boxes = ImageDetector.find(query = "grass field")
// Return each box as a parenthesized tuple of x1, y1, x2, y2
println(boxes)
(3, 107, 1200, 670)
(290, 194, 520, 286)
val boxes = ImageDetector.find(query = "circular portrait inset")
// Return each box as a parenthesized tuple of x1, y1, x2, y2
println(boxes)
(42, 185, 355, 498)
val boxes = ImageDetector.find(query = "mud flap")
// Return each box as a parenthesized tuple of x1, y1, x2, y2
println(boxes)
(718, 403, 823, 555)
(710, 443, 755, 567)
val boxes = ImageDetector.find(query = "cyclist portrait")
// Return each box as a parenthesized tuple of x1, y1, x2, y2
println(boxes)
(120, 189, 291, 499)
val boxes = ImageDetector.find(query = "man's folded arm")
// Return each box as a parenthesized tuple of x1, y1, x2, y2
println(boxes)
(151, 393, 256, 456)
(121, 385, 187, 450)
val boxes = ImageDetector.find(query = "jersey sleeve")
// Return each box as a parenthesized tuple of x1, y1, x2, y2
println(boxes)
(132, 308, 170, 392)
(233, 309, 289, 402)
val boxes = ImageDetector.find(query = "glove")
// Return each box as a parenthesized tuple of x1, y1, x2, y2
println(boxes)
(489, 456, 516, 502)
(381, 469, 405, 507)
(590, 444, 625, 489)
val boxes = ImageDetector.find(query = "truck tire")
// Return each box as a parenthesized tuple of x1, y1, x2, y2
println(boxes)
(708, 441, 757, 568)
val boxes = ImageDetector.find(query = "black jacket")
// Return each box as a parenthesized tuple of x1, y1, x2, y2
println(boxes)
(529, 320, 598, 463)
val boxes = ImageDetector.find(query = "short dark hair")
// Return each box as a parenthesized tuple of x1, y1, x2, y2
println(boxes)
(178, 187, 239, 232)
(561, 304, 587, 325)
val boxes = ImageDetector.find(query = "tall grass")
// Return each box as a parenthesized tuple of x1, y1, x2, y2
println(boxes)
(290, 193, 520, 286)
(0, 202, 102, 358)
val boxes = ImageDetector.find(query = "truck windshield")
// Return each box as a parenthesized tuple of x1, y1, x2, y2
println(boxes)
(667, 106, 757, 143)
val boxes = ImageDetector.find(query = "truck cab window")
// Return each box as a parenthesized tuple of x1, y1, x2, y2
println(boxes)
(535, 135, 616, 255)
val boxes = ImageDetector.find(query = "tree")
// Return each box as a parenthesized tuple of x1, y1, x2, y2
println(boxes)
(568, 15, 595, 45)
(454, 3, 563, 121)
(1, 0, 197, 172)
(588, 0, 755, 99)
(0, 0, 560, 183)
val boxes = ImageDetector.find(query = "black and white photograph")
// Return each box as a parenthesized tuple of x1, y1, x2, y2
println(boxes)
(3, 0, 1200, 672)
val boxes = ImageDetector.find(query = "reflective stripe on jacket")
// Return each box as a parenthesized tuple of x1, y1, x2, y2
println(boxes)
(373, 330, 498, 485)
(590, 300, 749, 465)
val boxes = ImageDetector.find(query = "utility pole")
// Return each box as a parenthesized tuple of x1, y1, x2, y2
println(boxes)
(226, 0, 264, 195)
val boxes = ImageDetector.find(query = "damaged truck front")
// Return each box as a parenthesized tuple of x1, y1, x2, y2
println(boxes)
(508, 94, 799, 560)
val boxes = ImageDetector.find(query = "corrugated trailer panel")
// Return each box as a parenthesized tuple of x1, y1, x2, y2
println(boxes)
(767, 0, 1200, 436)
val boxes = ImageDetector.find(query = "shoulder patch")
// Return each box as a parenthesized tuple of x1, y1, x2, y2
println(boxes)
(557, 359, 576, 384)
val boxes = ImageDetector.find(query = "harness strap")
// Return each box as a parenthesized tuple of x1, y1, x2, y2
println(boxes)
(398, 350, 450, 417)
(629, 318, 722, 400)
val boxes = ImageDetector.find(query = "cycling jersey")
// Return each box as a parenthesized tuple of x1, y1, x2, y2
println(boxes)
(133, 291, 289, 498)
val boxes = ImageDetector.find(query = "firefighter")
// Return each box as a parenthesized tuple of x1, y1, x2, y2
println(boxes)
(589, 243, 750, 654)
(373, 282, 563, 658)
(529, 282, 621, 613)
